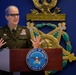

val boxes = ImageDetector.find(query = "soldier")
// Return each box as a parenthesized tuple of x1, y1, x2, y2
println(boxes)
(0, 5, 44, 75)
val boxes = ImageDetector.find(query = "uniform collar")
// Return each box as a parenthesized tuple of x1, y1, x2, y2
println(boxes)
(8, 24, 17, 31)
(3, 25, 25, 39)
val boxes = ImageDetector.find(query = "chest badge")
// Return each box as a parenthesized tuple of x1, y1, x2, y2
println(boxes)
(20, 29, 26, 35)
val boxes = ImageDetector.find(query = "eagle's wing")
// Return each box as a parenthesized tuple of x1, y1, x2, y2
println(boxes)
(32, 0, 42, 10)
(48, 0, 58, 9)
(38, 57, 43, 60)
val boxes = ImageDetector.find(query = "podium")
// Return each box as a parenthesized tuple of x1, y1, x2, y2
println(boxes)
(0, 48, 62, 72)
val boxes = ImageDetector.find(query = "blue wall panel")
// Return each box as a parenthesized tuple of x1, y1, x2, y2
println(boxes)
(0, 0, 76, 75)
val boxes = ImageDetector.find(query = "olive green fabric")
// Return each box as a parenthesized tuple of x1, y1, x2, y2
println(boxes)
(0, 25, 32, 49)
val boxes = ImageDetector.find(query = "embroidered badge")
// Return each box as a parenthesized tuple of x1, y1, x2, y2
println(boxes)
(20, 29, 26, 35)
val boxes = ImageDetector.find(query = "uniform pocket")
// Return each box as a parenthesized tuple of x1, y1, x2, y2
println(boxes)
(18, 35, 27, 40)
(2, 36, 10, 41)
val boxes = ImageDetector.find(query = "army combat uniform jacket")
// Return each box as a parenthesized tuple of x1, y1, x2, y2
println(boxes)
(0, 25, 32, 49)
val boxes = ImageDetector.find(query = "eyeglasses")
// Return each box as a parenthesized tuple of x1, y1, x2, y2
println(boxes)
(7, 14, 19, 17)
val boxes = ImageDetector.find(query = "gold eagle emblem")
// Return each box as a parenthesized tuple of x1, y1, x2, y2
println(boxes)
(32, 0, 60, 14)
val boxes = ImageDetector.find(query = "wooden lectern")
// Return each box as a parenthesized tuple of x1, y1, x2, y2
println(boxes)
(0, 48, 62, 72)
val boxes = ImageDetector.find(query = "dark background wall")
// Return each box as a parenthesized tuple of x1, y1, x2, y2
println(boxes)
(0, 0, 76, 75)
